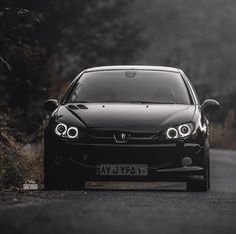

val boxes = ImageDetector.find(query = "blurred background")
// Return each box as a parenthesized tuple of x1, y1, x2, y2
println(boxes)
(0, 0, 236, 189)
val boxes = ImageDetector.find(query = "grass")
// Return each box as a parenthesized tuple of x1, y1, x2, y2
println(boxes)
(210, 113, 236, 149)
(0, 110, 44, 190)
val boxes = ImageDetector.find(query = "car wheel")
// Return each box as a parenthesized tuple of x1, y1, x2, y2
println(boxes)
(44, 153, 65, 190)
(186, 152, 210, 192)
(186, 176, 209, 192)
(44, 149, 85, 190)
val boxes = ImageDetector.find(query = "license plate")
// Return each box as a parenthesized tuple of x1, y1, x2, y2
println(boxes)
(96, 164, 148, 176)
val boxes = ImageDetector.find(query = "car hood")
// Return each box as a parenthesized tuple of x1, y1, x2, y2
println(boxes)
(56, 103, 196, 133)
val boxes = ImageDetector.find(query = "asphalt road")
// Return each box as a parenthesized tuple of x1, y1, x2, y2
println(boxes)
(0, 149, 236, 234)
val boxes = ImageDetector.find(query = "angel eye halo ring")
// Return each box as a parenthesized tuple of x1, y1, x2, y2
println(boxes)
(166, 128, 178, 139)
(67, 127, 79, 138)
(55, 123, 79, 138)
(166, 123, 193, 139)
(55, 123, 67, 136)
(178, 124, 191, 137)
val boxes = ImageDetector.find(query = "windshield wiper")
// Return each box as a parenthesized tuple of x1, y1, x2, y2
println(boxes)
(68, 100, 176, 104)
(127, 101, 176, 104)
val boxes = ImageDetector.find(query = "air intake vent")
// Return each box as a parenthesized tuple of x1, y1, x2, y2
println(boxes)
(67, 105, 79, 110)
(77, 104, 88, 109)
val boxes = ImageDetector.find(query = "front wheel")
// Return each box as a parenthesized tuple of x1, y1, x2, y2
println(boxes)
(44, 149, 85, 190)
(186, 152, 210, 192)
(186, 176, 209, 192)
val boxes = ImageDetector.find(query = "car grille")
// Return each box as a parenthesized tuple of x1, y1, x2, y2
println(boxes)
(89, 130, 161, 144)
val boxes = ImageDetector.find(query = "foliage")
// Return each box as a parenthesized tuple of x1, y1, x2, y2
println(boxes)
(0, 0, 146, 189)
(210, 110, 236, 149)
(0, 0, 146, 131)
(0, 104, 43, 189)
(133, 0, 236, 95)
(2, 0, 236, 189)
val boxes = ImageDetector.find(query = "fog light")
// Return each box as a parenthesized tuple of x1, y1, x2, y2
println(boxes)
(181, 157, 192, 167)
(82, 154, 88, 160)
(54, 155, 63, 165)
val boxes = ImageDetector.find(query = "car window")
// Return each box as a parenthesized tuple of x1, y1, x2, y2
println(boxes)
(67, 70, 192, 104)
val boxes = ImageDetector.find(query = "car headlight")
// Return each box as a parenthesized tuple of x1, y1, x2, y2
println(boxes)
(67, 127, 78, 138)
(165, 123, 194, 139)
(178, 124, 192, 137)
(55, 123, 79, 138)
(55, 123, 67, 136)
(166, 128, 178, 139)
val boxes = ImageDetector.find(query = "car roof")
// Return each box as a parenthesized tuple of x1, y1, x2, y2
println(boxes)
(85, 65, 180, 73)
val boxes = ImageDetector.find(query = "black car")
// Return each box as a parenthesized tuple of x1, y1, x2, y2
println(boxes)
(43, 65, 219, 191)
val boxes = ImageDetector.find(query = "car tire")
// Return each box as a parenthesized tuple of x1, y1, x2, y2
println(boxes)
(186, 176, 209, 192)
(44, 165, 85, 190)
(44, 149, 85, 190)
(44, 157, 66, 190)
(186, 151, 210, 192)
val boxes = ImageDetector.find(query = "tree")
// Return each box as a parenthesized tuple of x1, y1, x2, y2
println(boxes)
(0, 0, 146, 132)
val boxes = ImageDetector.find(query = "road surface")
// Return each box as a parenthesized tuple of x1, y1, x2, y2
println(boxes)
(0, 149, 236, 234)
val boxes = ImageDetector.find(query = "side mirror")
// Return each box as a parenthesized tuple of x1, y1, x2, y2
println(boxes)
(201, 99, 219, 113)
(44, 99, 59, 112)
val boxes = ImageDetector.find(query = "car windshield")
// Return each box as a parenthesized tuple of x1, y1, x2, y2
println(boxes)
(67, 70, 192, 104)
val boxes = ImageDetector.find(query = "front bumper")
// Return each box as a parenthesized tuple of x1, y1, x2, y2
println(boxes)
(46, 138, 206, 182)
